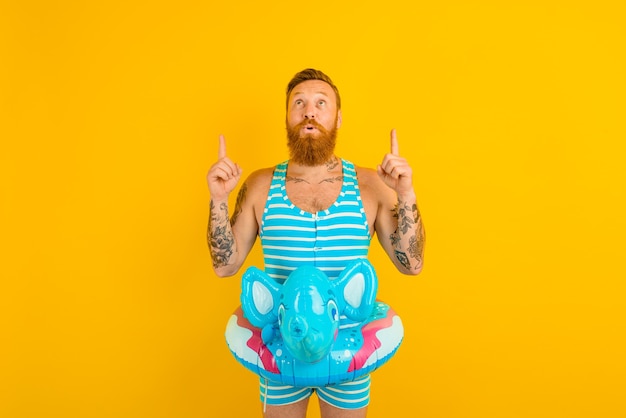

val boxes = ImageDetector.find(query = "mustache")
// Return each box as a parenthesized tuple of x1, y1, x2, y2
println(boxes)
(295, 119, 326, 131)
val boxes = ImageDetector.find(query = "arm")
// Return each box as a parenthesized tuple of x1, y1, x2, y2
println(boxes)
(206, 135, 258, 277)
(375, 129, 425, 275)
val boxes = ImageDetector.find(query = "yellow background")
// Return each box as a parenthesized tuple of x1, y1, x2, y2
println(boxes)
(2, 1, 625, 417)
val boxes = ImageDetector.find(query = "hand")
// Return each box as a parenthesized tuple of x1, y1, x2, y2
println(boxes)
(377, 129, 414, 197)
(207, 134, 243, 201)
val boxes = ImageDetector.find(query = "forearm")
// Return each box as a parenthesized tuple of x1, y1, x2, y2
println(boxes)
(207, 198, 240, 277)
(390, 192, 425, 274)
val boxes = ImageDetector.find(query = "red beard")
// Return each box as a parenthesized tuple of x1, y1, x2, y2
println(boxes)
(286, 119, 338, 166)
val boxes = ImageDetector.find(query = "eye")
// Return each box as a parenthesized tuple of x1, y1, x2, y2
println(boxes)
(277, 305, 285, 326)
(327, 300, 339, 322)
(318, 100, 326, 106)
(295, 99, 304, 106)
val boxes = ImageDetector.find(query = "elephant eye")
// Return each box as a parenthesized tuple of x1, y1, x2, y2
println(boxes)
(327, 300, 339, 321)
(277, 305, 285, 326)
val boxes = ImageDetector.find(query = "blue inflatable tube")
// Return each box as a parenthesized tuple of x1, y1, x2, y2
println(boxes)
(225, 259, 404, 387)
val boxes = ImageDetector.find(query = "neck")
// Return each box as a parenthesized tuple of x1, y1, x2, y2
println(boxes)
(290, 155, 339, 171)
(287, 155, 342, 183)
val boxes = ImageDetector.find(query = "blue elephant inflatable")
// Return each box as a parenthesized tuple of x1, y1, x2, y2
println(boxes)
(225, 259, 404, 387)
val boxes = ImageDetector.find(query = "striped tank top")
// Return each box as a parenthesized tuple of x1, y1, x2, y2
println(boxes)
(260, 159, 371, 282)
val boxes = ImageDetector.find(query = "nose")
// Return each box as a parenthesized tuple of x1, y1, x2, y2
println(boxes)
(304, 103, 316, 119)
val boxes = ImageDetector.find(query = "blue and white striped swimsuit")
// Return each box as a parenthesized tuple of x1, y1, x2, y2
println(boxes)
(258, 159, 373, 410)
(260, 159, 371, 281)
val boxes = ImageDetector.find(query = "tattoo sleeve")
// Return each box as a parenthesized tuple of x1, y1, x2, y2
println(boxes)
(389, 201, 424, 271)
(208, 200, 235, 269)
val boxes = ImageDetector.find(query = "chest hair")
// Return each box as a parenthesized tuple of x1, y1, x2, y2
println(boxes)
(286, 177, 343, 213)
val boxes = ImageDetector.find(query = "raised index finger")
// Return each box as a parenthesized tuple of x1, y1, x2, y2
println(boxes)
(218, 134, 227, 159)
(390, 129, 399, 156)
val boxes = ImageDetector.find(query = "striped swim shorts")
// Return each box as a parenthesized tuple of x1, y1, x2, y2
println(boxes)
(259, 375, 371, 410)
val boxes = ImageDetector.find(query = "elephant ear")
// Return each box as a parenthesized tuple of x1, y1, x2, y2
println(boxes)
(240, 266, 282, 328)
(333, 259, 378, 322)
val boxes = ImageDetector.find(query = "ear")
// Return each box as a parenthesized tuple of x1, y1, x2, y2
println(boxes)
(240, 267, 282, 328)
(336, 110, 342, 129)
(332, 259, 378, 322)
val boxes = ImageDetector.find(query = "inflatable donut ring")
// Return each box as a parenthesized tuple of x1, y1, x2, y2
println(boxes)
(225, 259, 404, 387)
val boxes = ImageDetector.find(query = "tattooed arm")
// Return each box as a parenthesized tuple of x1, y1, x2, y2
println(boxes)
(207, 182, 259, 277)
(386, 194, 425, 274)
(206, 136, 263, 277)
(367, 181, 424, 274)
(374, 129, 425, 274)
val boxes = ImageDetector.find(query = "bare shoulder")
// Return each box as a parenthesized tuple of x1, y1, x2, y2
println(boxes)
(241, 166, 275, 203)
(355, 164, 397, 209)
(354, 165, 378, 183)
(355, 165, 388, 194)
(353, 165, 395, 232)
(245, 166, 274, 188)
(354, 164, 385, 201)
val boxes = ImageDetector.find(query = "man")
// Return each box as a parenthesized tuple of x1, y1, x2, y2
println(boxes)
(207, 68, 424, 418)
